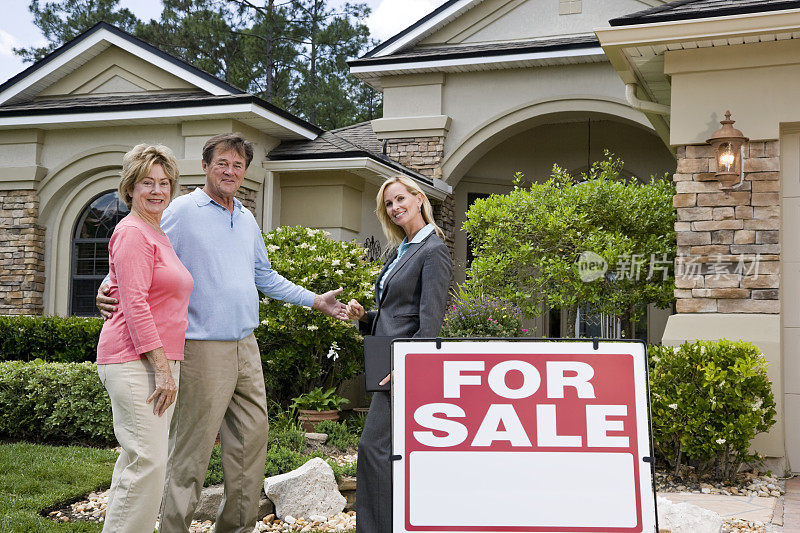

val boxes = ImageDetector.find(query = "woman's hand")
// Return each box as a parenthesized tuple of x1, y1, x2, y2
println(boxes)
(144, 348, 177, 416)
(346, 299, 366, 321)
(379, 371, 393, 386)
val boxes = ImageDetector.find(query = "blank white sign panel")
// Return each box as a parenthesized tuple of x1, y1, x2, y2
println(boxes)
(408, 451, 637, 528)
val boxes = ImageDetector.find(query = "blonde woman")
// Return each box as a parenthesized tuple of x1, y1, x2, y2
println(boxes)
(346, 175, 452, 533)
(96, 145, 193, 532)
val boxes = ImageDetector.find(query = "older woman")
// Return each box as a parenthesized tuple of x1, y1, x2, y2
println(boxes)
(96, 144, 193, 533)
(346, 175, 452, 533)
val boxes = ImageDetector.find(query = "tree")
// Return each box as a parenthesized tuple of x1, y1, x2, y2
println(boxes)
(16, 0, 382, 129)
(288, 0, 378, 128)
(136, 0, 251, 88)
(15, 0, 139, 62)
(462, 154, 676, 338)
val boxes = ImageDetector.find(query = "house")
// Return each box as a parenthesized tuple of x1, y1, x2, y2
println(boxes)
(2, 0, 797, 467)
(0, 22, 447, 317)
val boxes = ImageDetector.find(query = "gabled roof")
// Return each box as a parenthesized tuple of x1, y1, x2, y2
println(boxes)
(0, 22, 323, 139)
(363, 0, 486, 58)
(610, 0, 800, 26)
(0, 22, 243, 105)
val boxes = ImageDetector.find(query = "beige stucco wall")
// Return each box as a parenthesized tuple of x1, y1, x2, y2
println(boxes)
(279, 171, 364, 241)
(662, 314, 784, 462)
(782, 126, 800, 471)
(665, 39, 800, 146)
(420, 0, 666, 45)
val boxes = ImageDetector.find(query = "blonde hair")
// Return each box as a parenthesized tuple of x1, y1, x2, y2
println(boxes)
(118, 144, 180, 208)
(375, 176, 444, 248)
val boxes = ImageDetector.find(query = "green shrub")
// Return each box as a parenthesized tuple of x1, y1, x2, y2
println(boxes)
(291, 387, 350, 411)
(441, 294, 526, 338)
(205, 444, 355, 486)
(649, 340, 776, 480)
(313, 419, 360, 451)
(0, 315, 102, 363)
(256, 226, 380, 405)
(0, 360, 114, 444)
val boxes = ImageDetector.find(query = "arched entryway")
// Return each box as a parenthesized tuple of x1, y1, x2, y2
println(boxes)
(449, 106, 676, 343)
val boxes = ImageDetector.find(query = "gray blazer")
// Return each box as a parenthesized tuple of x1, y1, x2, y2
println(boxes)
(360, 232, 452, 338)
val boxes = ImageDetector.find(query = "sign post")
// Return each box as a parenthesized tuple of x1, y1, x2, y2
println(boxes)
(391, 339, 657, 533)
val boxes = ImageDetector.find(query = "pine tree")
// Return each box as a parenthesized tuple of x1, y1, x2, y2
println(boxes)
(15, 0, 139, 62)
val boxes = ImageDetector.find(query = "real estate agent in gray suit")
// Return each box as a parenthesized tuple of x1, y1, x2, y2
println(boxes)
(346, 175, 452, 533)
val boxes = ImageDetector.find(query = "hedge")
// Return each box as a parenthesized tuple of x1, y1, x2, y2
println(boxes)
(0, 315, 102, 363)
(0, 360, 114, 444)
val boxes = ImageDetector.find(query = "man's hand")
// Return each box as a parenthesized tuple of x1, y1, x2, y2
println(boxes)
(346, 299, 366, 322)
(313, 287, 349, 320)
(96, 283, 118, 319)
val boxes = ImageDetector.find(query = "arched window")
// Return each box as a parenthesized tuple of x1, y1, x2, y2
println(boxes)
(70, 191, 129, 316)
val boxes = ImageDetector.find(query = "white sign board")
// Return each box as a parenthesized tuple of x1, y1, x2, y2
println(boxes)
(391, 339, 657, 533)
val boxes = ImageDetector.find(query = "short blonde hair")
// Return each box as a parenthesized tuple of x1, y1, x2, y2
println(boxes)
(375, 176, 444, 249)
(118, 144, 180, 208)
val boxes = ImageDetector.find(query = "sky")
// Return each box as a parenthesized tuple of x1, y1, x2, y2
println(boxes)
(0, 0, 449, 85)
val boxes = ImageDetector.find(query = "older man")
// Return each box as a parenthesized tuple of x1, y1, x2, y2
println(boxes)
(97, 133, 348, 532)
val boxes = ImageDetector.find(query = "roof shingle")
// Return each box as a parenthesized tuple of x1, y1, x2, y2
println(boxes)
(610, 0, 800, 26)
(350, 35, 599, 66)
(269, 121, 383, 158)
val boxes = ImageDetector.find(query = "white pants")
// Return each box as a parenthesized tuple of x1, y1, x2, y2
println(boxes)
(98, 358, 180, 533)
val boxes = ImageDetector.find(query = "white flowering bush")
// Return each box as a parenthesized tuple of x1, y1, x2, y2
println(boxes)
(649, 340, 776, 480)
(255, 226, 380, 405)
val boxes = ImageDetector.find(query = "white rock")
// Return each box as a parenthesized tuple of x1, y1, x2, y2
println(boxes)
(305, 432, 329, 444)
(657, 496, 723, 533)
(308, 514, 327, 522)
(284, 515, 296, 524)
(264, 458, 346, 520)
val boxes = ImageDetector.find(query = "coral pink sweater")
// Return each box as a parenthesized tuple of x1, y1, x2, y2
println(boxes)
(97, 216, 193, 364)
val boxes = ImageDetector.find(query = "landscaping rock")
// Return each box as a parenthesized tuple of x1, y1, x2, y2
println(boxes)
(657, 496, 723, 533)
(337, 475, 356, 511)
(305, 432, 329, 445)
(194, 484, 274, 522)
(264, 457, 346, 520)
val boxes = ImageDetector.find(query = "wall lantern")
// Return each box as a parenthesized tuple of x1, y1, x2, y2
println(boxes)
(706, 110, 748, 191)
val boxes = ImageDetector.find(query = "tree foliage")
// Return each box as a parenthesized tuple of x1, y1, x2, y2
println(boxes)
(17, 0, 381, 129)
(15, 0, 138, 62)
(462, 154, 676, 337)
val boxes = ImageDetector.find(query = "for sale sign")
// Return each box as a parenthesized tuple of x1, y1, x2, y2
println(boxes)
(391, 340, 656, 533)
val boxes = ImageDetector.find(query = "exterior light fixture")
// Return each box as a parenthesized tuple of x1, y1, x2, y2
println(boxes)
(706, 110, 748, 191)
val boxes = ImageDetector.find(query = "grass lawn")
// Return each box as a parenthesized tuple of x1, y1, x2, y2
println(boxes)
(0, 441, 355, 532)
(0, 441, 116, 532)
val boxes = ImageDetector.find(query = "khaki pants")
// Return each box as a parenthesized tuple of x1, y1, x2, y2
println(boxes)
(158, 334, 269, 533)
(98, 358, 180, 533)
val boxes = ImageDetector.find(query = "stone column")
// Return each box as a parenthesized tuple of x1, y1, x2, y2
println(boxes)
(385, 136, 455, 252)
(673, 141, 779, 314)
(0, 190, 46, 314)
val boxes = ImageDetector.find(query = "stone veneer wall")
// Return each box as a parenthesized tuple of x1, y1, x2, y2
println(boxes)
(0, 191, 45, 314)
(385, 137, 455, 252)
(674, 141, 779, 313)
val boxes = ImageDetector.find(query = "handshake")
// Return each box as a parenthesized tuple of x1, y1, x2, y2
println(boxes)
(345, 299, 367, 322)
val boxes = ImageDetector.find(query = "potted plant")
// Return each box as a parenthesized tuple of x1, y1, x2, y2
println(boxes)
(290, 387, 350, 432)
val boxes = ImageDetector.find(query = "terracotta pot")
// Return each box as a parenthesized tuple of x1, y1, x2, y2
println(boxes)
(297, 409, 339, 432)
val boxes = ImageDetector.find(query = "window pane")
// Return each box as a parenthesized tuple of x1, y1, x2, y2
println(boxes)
(71, 191, 128, 316)
(71, 278, 103, 317)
